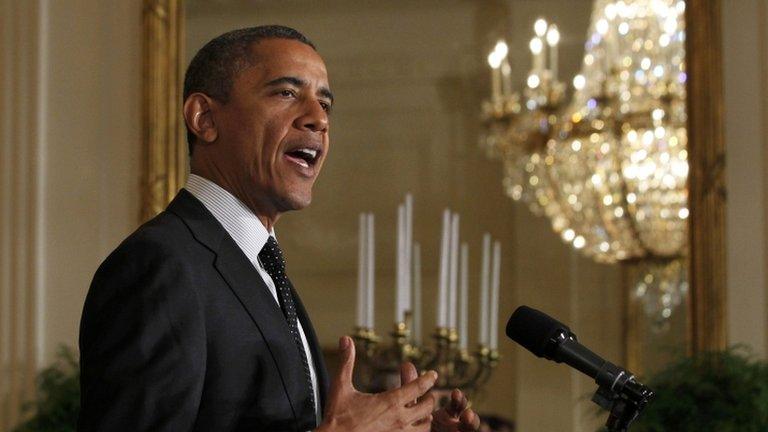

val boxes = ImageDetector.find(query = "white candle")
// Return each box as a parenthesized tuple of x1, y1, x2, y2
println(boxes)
(547, 25, 560, 81)
(357, 213, 366, 328)
(479, 233, 491, 345)
(459, 243, 469, 350)
(396, 204, 405, 322)
(437, 209, 450, 327)
(366, 213, 375, 329)
(448, 213, 460, 329)
(404, 194, 413, 315)
(490, 241, 501, 350)
(549, 45, 558, 81)
(501, 58, 512, 97)
(534, 18, 548, 74)
(530, 37, 545, 73)
(413, 243, 422, 345)
(488, 51, 502, 102)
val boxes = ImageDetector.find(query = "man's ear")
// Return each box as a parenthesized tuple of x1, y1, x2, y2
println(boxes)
(183, 93, 218, 143)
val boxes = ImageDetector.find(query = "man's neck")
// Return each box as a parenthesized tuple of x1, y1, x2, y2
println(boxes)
(188, 168, 280, 231)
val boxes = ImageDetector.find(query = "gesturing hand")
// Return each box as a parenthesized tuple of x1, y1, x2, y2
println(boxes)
(430, 389, 480, 432)
(399, 363, 480, 432)
(317, 336, 438, 432)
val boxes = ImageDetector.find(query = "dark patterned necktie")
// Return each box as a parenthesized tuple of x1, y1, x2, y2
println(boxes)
(258, 236, 316, 416)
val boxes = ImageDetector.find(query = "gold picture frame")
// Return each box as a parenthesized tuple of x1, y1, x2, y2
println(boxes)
(141, 0, 187, 222)
(685, 0, 727, 354)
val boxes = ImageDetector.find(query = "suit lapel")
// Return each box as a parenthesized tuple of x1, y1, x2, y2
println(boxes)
(167, 190, 310, 427)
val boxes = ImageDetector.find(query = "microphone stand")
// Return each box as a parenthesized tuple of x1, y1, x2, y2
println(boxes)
(508, 306, 655, 431)
(590, 365, 654, 432)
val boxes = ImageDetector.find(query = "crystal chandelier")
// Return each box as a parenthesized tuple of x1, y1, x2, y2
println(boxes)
(481, 0, 689, 324)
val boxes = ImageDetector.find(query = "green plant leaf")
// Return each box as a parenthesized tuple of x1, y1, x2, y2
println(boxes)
(12, 346, 80, 432)
(627, 346, 768, 432)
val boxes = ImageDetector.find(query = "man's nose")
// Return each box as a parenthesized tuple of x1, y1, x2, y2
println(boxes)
(295, 99, 328, 132)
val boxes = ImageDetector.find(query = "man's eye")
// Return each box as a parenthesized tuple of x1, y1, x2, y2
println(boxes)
(320, 102, 332, 113)
(280, 89, 296, 97)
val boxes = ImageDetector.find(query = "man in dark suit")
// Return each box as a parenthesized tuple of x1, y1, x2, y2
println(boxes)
(79, 26, 479, 432)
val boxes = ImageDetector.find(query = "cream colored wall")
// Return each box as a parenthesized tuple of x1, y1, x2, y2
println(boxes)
(40, 0, 142, 364)
(723, 0, 768, 358)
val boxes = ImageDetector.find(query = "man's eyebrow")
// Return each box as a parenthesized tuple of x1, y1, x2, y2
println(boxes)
(318, 87, 334, 104)
(265, 76, 306, 88)
(265, 76, 334, 104)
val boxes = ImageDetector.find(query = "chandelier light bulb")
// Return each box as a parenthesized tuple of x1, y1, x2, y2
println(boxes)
(596, 18, 609, 35)
(664, 16, 677, 34)
(494, 40, 509, 59)
(573, 236, 586, 249)
(617, 2, 632, 19)
(659, 33, 671, 47)
(529, 37, 543, 55)
(618, 22, 630, 35)
(487, 51, 502, 69)
(546, 25, 560, 46)
(534, 18, 548, 37)
(527, 74, 541, 89)
(572, 74, 586, 90)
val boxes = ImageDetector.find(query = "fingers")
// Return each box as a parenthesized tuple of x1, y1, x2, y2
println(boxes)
(458, 408, 480, 432)
(448, 389, 468, 416)
(333, 336, 356, 391)
(394, 370, 438, 405)
(410, 414, 433, 432)
(405, 391, 436, 426)
(400, 362, 418, 386)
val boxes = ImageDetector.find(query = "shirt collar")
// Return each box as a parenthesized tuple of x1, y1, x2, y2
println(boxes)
(184, 173, 274, 263)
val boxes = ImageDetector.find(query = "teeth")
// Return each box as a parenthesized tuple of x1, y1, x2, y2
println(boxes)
(295, 159, 309, 168)
(297, 148, 317, 159)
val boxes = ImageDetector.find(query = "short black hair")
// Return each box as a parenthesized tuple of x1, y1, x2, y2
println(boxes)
(183, 25, 316, 155)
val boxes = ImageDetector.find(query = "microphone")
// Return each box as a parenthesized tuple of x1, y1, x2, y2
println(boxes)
(506, 305, 653, 430)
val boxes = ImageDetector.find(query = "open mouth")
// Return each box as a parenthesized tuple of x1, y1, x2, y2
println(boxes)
(284, 147, 321, 168)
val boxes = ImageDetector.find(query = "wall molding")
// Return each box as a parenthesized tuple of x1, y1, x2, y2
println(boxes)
(0, 0, 44, 428)
(686, 0, 728, 353)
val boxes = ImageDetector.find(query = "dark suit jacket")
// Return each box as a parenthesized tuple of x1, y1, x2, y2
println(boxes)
(78, 189, 329, 432)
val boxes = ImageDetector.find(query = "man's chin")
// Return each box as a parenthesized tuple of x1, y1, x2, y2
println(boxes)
(278, 191, 313, 212)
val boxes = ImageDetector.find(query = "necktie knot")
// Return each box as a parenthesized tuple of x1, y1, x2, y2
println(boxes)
(259, 236, 286, 277)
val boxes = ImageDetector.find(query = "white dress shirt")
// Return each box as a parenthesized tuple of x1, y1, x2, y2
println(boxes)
(185, 174, 321, 424)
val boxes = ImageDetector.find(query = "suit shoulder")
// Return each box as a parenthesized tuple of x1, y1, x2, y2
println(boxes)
(110, 210, 200, 261)
(123, 210, 194, 252)
(90, 210, 212, 291)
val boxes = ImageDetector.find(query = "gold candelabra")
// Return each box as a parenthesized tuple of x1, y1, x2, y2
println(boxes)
(351, 318, 499, 398)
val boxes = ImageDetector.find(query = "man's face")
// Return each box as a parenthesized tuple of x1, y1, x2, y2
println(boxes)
(211, 38, 332, 215)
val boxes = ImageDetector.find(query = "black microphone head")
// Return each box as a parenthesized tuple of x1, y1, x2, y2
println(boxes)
(506, 305, 572, 358)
